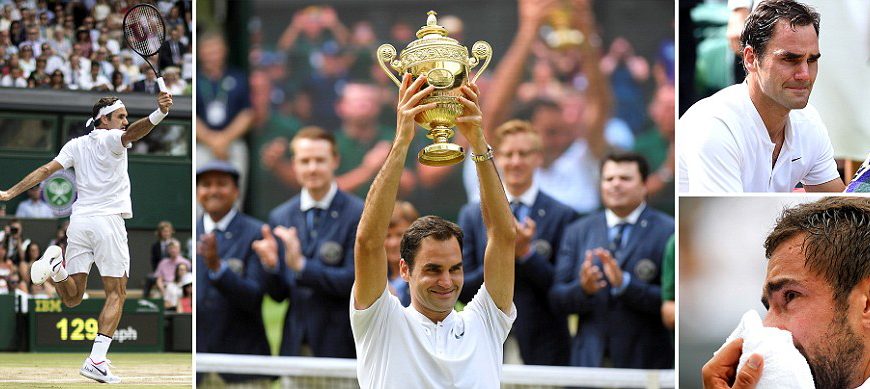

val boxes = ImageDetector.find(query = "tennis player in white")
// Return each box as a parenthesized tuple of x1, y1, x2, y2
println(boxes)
(351, 74, 517, 389)
(0, 92, 172, 384)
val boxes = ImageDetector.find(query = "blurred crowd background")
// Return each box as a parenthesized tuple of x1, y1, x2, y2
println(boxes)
(0, 0, 192, 94)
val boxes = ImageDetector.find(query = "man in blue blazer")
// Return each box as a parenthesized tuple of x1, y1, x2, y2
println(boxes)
(254, 127, 364, 358)
(195, 160, 272, 384)
(458, 120, 578, 366)
(550, 152, 674, 369)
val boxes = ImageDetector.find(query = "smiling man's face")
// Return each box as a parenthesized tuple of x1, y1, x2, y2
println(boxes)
(761, 233, 865, 388)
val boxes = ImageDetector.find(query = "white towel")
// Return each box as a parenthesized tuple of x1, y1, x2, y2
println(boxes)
(717, 310, 815, 389)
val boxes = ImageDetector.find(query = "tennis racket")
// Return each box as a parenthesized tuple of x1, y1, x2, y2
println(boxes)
(123, 3, 168, 93)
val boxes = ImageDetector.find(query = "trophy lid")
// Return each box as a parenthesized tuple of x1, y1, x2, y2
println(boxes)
(416, 11, 448, 39)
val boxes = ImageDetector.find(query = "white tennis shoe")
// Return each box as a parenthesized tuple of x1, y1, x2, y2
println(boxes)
(80, 357, 121, 384)
(30, 245, 64, 285)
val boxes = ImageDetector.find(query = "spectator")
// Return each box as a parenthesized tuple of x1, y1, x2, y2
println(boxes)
(159, 24, 187, 70)
(254, 127, 363, 358)
(48, 69, 65, 89)
(3, 219, 28, 265)
(18, 43, 34, 76)
(465, 0, 613, 215)
(48, 220, 68, 247)
(177, 272, 193, 313)
(20, 26, 44, 57)
(132, 66, 159, 95)
(155, 239, 192, 299)
(635, 84, 676, 213)
(1, 66, 26, 87)
(551, 152, 674, 369)
(278, 6, 349, 90)
(162, 66, 186, 95)
(196, 160, 272, 385)
(600, 37, 650, 135)
(109, 70, 128, 92)
(196, 31, 253, 202)
(385, 201, 418, 306)
(458, 120, 578, 366)
(18, 241, 41, 293)
(79, 60, 110, 91)
(118, 53, 140, 83)
(162, 262, 190, 310)
(15, 186, 53, 218)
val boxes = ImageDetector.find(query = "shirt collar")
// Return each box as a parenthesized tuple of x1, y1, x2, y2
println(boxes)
(300, 182, 338, 212)
(605, 202, 646, 228)
(506, 181, 538, 208)
(855, 376, 870, 389)
(406, 304, 459, 327)
(202, 208, 238, 233)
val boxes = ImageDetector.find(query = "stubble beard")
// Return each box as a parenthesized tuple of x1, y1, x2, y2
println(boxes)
(800, 314, 863, 389)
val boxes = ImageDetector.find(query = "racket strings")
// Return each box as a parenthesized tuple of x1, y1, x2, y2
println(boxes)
(124, 7, 165, 56)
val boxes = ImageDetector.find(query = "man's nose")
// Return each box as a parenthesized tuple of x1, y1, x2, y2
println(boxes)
(794, 62, 810, 81)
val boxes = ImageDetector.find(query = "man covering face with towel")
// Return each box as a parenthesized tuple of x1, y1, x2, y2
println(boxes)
(702, 197, 870, 389)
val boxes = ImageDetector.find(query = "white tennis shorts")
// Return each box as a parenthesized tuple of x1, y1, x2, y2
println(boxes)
(66, 214, 130, 278)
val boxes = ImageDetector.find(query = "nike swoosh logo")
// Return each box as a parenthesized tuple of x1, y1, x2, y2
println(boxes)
(51, 258, 61, 272)
(791, 157, 802, 162)
(90, 365, 107, 376)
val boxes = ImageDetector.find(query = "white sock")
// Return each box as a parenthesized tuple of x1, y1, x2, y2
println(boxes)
(89, 333, 112, 362)
(50, 266, 68, 283)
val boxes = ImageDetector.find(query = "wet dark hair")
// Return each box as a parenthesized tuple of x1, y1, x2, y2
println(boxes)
(740, 0, 820, 70)
(600, 151, 650, 182)
(400, 216, 463, 272)
(764, 197, 870, 309)
(91, 96, 121, 125)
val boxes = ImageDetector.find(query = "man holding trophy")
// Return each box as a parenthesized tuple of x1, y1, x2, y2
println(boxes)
(350, 12, 516, 388)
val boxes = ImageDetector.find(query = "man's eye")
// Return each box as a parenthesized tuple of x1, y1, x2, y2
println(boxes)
(784, 291, 799, 303)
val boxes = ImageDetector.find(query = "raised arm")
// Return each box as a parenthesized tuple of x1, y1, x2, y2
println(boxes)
(353, 74, 436, 309)
(458, 83, 516, 313)
(121, 91, 173, 145)
(0, 160, 63, 201)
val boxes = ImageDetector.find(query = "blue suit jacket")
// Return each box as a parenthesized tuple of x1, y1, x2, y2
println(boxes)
(265, 189, 363, 358)
(458, 191, 578, 366)
(196, 212, 271, 383)
(550, 206, 674, 369)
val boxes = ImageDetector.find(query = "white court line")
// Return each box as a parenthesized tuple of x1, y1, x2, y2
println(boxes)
(0, 375, 190, 383)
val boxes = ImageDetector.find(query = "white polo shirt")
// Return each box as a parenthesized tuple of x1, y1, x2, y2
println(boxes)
(350, 284, 516, 389)
(54, 129, 133, 218)
(678, 83, 839, 193)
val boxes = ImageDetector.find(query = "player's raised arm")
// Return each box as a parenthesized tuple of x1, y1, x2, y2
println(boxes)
(0, 161, 64, 201)
(353, 74, 436, 309)
(457, 83, 516, 313)
(121, 91, 173, 145)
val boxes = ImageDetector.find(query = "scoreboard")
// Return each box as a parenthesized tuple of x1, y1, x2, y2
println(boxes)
(29, 298, 164, 352)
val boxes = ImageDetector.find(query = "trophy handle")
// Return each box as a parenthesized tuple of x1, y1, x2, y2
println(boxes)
(468, 41, 492, 84)
(376, 44, 403, 88)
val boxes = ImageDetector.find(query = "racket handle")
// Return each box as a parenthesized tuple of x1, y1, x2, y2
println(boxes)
(156, 77, 168, 93)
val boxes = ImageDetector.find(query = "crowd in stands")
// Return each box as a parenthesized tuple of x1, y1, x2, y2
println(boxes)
(0, 217, 64, 297)
(197, 0, 675, 384)
(0, 0, 191, 94)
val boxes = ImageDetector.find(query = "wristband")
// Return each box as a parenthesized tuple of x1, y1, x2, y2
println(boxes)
(148, 109, 168, 125)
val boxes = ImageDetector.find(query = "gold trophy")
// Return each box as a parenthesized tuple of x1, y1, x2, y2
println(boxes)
(376, 11, 492, 166)
(544, 3, 583, 50)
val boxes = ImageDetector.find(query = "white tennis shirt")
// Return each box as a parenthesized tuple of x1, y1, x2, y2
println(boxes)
(351, 284, 516, 389)
(54, 129, 133, 218)
(678, 83, 839, 193)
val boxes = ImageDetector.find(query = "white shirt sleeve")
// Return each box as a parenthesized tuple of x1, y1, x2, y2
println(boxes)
(682, 116, 744, 192)
(53, 138, 77, 169)
(463, 284, 517, 345)
(100, 129, 130, 154)
(801, 126, 840, 186)
(350, 284, 400, 346)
